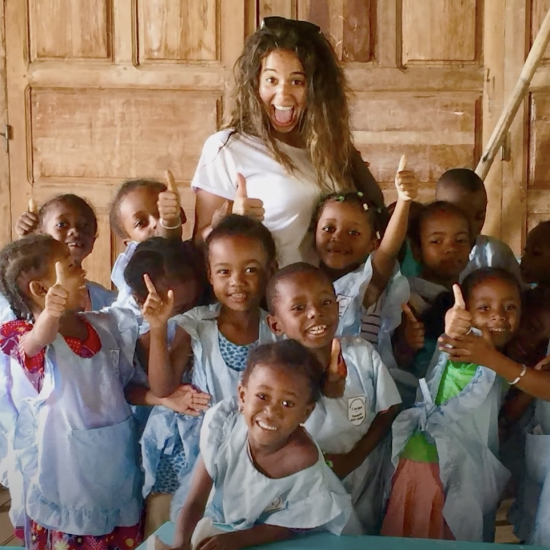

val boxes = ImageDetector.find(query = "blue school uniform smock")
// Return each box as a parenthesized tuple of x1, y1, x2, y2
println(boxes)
(304, 337, 402, 534)
(164, 304, 277, 520)
(10, 308, 143, 537)
(200, 397, 353, 534)
(386, 350, 509, 541)
(86, 280, 116, 311)
(111, 241, 139, 306)
(460, 235, 521, 283)
(509, 395, 550, 545)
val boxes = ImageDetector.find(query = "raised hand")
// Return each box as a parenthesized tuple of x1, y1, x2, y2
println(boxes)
(141, 274, 174, 328)
(15, 198, 40, 238)
(158, 170, 186, 227)
(162, 384, 211, 416)
(394, 155, 418, 202)
(438, 330, 495, 364)
(402, 303, 425, 352)
(444, 284, 472, 338)
(45, 262, 69, 318)
(323, 339, 346, 398)
(231, 173, 265, 221)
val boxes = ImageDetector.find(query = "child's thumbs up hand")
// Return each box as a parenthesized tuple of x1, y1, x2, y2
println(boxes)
(395, 155, 418, 202)
(322, 339, 346, 398)
(402, 303, 425, 352)
(444, 284, 472, 338)
(45, 262, 69, 318)
(142, 274, 174, 329)
(158, 170, 186, 229)
(15, 199, 40, 238)
(232, 173, 265, 221)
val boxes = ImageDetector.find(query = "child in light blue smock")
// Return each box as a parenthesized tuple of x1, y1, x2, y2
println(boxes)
(123, 237, 209, 536)
(265, 263, 401, 534)
(312, 157, 414, 367)
(14, 193, 115, 310)
(392, 201, 472, 406)
(109, 175, 187, 306)
(147, 215, 279, 522)
(388, 268, 522, 542)
(435, 168, 521, 282)
(152, 340, 353, 550)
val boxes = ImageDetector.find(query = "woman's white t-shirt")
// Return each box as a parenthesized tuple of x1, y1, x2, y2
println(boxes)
(192, 129, 337, 267)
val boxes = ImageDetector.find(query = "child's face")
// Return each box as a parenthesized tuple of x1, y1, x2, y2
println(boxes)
(119, 187, 162, 243)
(521, 225, 550, 285)
(239, 364, 315, 450)
(41, 202, 96, 266)
(208, 235, 270, 312)
(259, 49, 307, 137)
(435, 186, 487, 240)
(467, 277, 521, 349)
(507, 302, 550, 362)
(268, 272, 339, 350)
(39, 243, 87, 312)
(315, 200, 377, 273)
(416, 211, 471, 285)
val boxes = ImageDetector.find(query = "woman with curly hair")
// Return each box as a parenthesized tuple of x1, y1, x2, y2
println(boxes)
(192, 16, 384, 267)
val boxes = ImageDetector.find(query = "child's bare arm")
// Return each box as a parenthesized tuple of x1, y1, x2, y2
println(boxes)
(325, 405, 400, 479)
(366, 156, 417, 309)
(173, 458, 214, 550)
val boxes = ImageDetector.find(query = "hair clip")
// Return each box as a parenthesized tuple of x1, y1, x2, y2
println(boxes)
(335, 195, 345, 202)
(357, 192, 364, 198)
(376, 231, 381, 239)
(377, 207, 383, 214)
(362, 203, 369, 211)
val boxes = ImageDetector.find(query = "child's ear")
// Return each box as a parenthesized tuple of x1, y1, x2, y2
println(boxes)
(302, 401, 316, 424)
(267, 314, 285, 336)
(237, 383, 246, 410)
(28, 280, 48, 300)
(267, 260, 279, 278)
(123, 238, 132, 247)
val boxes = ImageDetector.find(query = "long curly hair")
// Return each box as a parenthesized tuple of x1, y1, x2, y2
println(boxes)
(226, 20, 355, 191)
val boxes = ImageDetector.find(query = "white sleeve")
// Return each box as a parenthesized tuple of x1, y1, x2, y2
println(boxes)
(191, 132, 238, 200)
(369, 345, 403, 413)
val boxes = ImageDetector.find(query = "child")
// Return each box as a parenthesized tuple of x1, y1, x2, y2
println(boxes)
(265, 263, 401, 534)
(435, 168, 521, 282)
(392, 201, 472, 401)
(109, 174, 186, 305)
(312, 156, 414, 349)
(149, 215, 278, 521)
(520, 220, 550, 287)
(156, 340, 353, 550)
(382, 268, 522, 541)
(14, 193, 115, 310)
(123, 238, 209, 536)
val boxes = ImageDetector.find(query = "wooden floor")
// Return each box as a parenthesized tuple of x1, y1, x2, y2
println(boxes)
(0, 486, 520, 546)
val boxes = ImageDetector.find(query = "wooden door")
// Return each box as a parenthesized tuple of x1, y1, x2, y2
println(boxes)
(257, 0, 485, 206)
(5, 0, 246, 287)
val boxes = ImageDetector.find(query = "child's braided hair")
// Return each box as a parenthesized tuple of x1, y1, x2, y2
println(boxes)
(0, 235, 62, 320)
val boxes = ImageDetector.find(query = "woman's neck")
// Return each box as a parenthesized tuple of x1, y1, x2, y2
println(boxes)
(272, 129, 305, 149)
(217, 305, 261, 345)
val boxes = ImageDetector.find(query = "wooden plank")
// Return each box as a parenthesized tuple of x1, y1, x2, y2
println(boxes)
(377, 0, 399, 68)
(0, 0, 11, 246)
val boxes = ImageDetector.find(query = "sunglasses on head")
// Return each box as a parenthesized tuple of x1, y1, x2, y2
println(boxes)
(261, 16, 321, 34)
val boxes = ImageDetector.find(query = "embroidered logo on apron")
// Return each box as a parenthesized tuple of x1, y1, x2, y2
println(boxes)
(337, 295, 352, 319)
(348, 396, 366, 425)
(264, 496, 284, 513)
(111, 349, 120, 378)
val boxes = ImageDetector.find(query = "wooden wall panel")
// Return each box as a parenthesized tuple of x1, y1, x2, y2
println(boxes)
(351, 93, 481, 189)
(137, 0, 219, 63)
(529, 92, 550, 188)
(258, 0, 375, 62)
(30, 88, 220, 182)
(402, 0, 480, 64)
(532, 0, 550, 63)
(28, 0, 111, 60)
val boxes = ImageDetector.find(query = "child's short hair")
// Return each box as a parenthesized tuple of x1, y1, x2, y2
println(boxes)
(109, 179, 167, 238)
(205, 214, 277, 266)
(311, 192, 388, 236)
(0, 235, 61, 319)
(266, 262, 334, 315)
(409, 201, 471, 249)
(124, 237, 205, 301)
(38, 194, 97, 234)
(461, 267, 522, 303)
(242, 339, 324, 402)
(436, 168, 485, 194)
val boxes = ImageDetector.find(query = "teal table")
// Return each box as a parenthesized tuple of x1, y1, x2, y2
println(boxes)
(138, 522, 536, 550)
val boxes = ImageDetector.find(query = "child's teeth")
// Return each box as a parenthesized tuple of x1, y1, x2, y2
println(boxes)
(258, 420, 277, 431)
